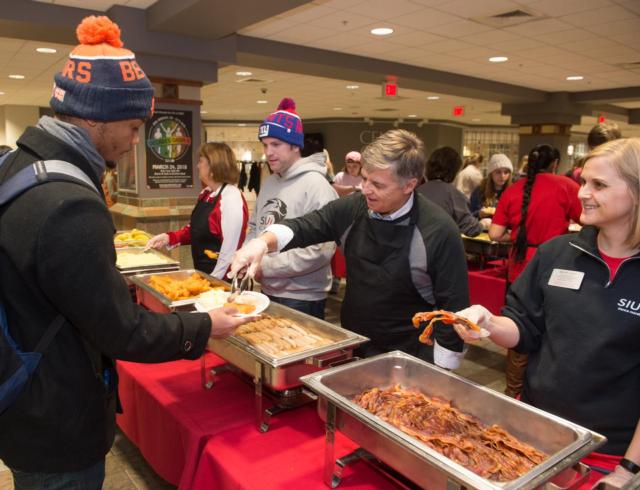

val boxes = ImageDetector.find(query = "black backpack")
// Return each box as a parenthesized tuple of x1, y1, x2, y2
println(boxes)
(0, 151, 100, 414)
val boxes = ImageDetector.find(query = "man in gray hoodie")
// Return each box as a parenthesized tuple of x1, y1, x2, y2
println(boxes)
(249, 98, 338, 319)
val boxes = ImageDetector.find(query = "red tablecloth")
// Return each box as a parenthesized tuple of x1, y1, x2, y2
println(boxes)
(468, 267, 507, 315)
(117, 354, 607, 490)
(117, 354, 256, 488)
(191, 404, 398, 489)
(117, 354, 396, 489)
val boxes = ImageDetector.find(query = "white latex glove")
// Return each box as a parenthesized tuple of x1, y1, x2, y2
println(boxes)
(227, 238, 268, 280)
(146, 233, 169, 250)
(453, 305, 493, 342)
(207, 306, 252, 339)
(591, 465, 634, 489)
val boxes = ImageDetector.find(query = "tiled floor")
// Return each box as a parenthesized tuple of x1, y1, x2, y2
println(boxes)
(0, 279, 506, 489)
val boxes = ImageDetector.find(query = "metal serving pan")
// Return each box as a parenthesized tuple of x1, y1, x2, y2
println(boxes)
(129, 269, 225, 312)
(462, 232, 510, 259)
(301, 351, 606, 490)
(116, 247, 180, 278)
(207, 301, 368, 390)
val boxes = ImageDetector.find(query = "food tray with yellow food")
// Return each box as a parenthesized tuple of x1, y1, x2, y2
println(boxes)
(114, 228, 153, 248)
(116, 247, 179, 274)
(129, 270, 229, 312)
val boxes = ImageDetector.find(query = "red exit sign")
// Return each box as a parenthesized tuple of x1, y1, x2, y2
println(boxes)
(383, 82, 397, 97)
(453, 106, 464, 117)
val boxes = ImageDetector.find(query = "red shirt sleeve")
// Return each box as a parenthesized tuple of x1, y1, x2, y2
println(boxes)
(492, 186, 513, 227)
(167, 224, 191, 245)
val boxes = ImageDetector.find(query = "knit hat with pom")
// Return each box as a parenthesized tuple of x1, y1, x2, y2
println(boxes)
(258, 98, 304, 148)
(50, 15, 154, 121)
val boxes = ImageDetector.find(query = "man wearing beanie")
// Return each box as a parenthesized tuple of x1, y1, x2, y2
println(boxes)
(0, 16, 246, 488)
(232, 129, 468, 366)
(248, 98, 337, 319)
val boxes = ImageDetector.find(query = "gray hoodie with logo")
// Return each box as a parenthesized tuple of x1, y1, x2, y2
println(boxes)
(248, 152, 338, 300)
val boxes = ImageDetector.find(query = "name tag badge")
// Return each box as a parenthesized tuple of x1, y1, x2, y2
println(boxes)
(548, 269, 584, 290)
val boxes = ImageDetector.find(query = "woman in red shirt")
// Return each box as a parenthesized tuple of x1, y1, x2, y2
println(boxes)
(489, 144, 582, 397)
(147, 142, 248, 279)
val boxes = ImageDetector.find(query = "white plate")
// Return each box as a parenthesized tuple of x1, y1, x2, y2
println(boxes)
(194, 290, 269, 317)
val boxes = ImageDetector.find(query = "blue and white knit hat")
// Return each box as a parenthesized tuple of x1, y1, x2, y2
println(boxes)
(258, 98, 304, 148)
(50, 15, 154, 121)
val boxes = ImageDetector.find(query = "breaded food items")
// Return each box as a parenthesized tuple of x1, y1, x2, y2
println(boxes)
(235, 314, 332, 356)
(148, 273, 216, 301)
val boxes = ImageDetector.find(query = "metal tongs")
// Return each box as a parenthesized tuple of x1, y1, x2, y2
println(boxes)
(228, 273, 251, 303)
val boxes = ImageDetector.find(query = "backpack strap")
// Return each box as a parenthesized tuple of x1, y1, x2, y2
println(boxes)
(0, 156, 100, 371)
(33, 315, 66, 353)
(0, 159, 99, 206)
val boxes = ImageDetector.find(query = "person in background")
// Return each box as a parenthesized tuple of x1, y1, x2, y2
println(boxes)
(417, 146, 484, 237)
(249, 97, 337, 319)
(0, 16, 247, 489)
(512, 154, 528, 183)
(230, 129, 468, 366)
(147, 142, 248, 279)
(490, 144, 582, 397)
(333, 150, 363, 197)
(454, 153, 483, 200)
(588, 122, 622, 150)
(330, 150, 363, 292)
(469, 153, 513, 219)
(323, 148, 335, 183)
(453, 138, 640, 490)
(568, 122, 623, 185)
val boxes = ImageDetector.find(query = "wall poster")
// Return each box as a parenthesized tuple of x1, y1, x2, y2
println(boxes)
(145, 109, 194, 189)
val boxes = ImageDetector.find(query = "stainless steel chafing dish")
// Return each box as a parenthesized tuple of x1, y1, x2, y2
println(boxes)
(116, 248, 180, 280)
(301, 351, 606, 490)
(129, 269, 223, 312)
(205, 293, 368, 432)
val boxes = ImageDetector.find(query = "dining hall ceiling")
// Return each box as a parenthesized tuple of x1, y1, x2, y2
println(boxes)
(0, 0, 638, 135)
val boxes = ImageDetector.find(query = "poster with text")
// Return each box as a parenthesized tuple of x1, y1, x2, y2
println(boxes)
(146, 109, 193, 189)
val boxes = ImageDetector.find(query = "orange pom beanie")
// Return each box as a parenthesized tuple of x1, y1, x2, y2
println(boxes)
(50, 15, 154, 121)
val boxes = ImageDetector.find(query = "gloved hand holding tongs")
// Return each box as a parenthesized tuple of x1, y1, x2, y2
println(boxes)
(227, 237, 271, 287)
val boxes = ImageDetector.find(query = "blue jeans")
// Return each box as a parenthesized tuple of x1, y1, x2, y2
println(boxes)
(267, 295, 326, 320)
(10, 459, 105, 490)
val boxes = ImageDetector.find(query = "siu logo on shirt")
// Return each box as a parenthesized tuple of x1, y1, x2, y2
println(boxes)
(259, 198, 287, 228)
(617, 298, 640, 317)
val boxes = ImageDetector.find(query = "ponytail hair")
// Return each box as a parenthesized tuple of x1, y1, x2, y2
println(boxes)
(513, 144, 559, 262)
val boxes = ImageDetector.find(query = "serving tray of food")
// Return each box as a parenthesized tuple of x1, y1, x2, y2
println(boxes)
(301, 351, 605, 490)
(130, 269, 228, 312)
(114, 228, 152, 248)
(205, 295, 368, 431)
(116, 248, 180, 276)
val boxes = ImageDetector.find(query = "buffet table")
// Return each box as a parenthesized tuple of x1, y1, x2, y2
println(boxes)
(116, 354, 397, 489)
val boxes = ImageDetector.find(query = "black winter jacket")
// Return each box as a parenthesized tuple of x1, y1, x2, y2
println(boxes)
(0, 127, 211, 471)
(504, 226, 640, 455)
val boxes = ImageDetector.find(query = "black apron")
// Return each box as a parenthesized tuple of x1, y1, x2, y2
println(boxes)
(342, 200, 434, 360)
(190, 184, 226, 273)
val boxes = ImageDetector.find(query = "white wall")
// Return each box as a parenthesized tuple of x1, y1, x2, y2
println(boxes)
(0, 106, 5, 145)
(3, 105, 40, 147)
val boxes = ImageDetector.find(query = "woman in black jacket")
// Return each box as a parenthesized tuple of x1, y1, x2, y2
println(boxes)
(454, 138, 640, 489)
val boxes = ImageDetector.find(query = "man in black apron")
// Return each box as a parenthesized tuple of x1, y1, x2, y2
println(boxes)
(230, 129, 469, 368)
